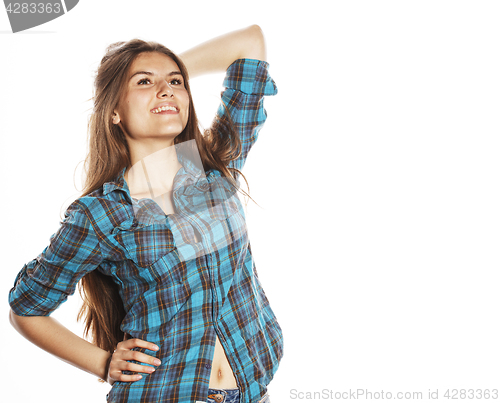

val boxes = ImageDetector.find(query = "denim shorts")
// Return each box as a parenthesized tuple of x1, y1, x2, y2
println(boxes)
(206, 388, 240, 403)
(202, 388, 270, 403)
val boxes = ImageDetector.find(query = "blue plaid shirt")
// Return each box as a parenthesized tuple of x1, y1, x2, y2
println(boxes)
(8, 59, 283, 403)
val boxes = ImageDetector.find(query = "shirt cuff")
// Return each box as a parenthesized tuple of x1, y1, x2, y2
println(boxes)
(223, 58, 278, 96)
(8, 259, 64, 316)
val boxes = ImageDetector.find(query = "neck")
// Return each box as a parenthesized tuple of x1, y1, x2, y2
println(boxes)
(125, 142, 182, 200)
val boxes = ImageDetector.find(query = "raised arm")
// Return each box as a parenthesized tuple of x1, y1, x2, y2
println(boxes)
(179, 24, 267, 78)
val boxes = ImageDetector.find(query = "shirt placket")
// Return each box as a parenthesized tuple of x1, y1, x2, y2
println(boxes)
(173, 177, 247, 403)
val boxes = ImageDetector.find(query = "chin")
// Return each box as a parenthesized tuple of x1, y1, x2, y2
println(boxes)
(156, 124, 186, 137)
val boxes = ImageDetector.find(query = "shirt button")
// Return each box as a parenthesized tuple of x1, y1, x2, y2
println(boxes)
(205, 364, 210, 369)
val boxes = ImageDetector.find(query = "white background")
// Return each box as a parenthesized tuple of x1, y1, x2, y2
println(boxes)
(1, 1, 500, 402)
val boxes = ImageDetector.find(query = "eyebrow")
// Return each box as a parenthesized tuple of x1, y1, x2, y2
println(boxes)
(129, 70, 182, 81)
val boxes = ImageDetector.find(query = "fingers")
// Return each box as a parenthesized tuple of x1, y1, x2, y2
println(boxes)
(108, 367, 144, 384)
(107, 338, 162, 384)
(119, 338, 160, 352)
(115, 360, 157, 375)
(116, 350, 161, 368)
(108, 359, 156, 384)
(115, 339, 162, 367)
(112, 373, 144, 383)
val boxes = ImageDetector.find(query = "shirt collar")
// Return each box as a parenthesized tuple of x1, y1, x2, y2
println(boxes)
(174, 140, 205, 178)
(102, 167, 131, 200)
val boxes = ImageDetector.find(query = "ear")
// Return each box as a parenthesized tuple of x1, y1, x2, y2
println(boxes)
(112, 110, 121, 125)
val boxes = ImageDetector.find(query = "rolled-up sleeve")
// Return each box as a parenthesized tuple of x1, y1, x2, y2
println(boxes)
(8, 201, 103, 316)
(217, 58, 278, 171)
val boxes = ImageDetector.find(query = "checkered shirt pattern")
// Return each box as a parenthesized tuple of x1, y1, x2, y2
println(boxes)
(8, 59, 283, 403)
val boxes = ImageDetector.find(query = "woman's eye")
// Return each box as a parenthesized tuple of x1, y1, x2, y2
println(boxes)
(170, 78, 183, 85)
(137, 78, 151, 85)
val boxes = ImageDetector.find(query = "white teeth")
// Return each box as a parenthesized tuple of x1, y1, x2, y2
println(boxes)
(152, 105, 177, 113)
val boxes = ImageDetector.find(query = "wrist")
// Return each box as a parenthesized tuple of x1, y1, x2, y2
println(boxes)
(96, 351, 113, 382)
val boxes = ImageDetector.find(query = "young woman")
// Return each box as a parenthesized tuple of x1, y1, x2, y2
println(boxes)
(8, 25, 283, 403)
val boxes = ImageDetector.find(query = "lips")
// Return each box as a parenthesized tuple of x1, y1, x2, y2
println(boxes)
(151, 103, 179, 114)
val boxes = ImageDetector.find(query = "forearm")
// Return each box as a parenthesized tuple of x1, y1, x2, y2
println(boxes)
(9, 310, 111, 381)
(179, 24, 267, 79)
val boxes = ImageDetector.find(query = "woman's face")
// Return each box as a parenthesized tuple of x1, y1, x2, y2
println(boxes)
(113, 51, 189, 144)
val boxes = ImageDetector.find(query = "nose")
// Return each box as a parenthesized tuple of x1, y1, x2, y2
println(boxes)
(158, 80, 174, 98)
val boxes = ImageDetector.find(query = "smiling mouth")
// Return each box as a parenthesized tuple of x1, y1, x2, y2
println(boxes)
(151, 105, 179, 114)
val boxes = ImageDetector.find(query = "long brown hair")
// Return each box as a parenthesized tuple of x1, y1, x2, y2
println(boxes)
(78, 39, 245, 354)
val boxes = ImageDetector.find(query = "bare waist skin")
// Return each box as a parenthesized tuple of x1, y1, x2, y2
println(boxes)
(209, 335, 238, 388)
